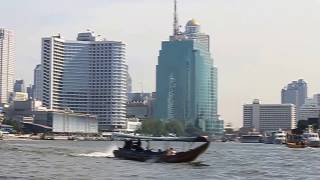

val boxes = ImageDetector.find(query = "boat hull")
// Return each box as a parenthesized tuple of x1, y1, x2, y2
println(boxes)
(306, 141, 320, 148)
(287, 142, 306, 148)
(113, 142, 210, 163)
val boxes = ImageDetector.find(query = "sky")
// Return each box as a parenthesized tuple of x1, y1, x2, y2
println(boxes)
(2, 0, 320, 128)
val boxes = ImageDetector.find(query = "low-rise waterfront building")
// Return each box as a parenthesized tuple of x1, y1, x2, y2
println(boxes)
(243, 99, 296, 132)
(10, 92, 28, 102)
(33, 110, 98, 134)
(125, 117, 141, 133)
(4, 99, 98, 134)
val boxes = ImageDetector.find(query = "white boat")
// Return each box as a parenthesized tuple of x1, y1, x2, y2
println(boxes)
(303, 127, 320, 147)
(273, 130, 287, 144)
(240, 132, 263, 143)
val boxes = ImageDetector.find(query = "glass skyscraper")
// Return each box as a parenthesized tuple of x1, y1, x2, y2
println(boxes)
(281, 79, 308, 121)
(155, 18, 223, 134)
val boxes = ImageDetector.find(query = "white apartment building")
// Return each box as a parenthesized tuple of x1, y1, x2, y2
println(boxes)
(41, 31, 127, 131)
(0, 28, 14, 104)
(243, 99, 296, 132)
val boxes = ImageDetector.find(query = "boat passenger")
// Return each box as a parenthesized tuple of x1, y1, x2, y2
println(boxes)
(123, 140, 133, 149)
(132, 139, 144, 151)
(166, 148, 176, 156)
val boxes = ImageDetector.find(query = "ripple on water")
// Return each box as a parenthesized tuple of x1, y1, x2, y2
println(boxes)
(2, 141, 320, 180)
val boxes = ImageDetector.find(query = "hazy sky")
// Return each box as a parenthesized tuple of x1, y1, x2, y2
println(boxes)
(2, 0, 320, 128)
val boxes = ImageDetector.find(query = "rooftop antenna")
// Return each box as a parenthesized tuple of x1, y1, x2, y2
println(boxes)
(173, 0, 179, 36)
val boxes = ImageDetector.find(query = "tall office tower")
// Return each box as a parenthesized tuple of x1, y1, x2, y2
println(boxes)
(0, 28, 15, 104)
(155, 1, 222, 134)
(33, 64, 43, 100)
(14, 80, 26, 92)
(243, 99, 296, 132)
(41, 31, 127, 131)
(299, 98, 320, 121)
(281, 79, 308, 118)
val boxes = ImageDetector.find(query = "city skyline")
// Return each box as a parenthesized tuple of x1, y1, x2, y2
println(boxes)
(3, 0, 320, 128)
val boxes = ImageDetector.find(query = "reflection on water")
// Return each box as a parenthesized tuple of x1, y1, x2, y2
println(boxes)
(1, 140, 320, 179)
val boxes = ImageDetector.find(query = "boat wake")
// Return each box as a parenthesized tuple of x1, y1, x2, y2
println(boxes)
(70, 145, 118, 158)
(75, 151, 114, 158)
(188, 161, 210, 167)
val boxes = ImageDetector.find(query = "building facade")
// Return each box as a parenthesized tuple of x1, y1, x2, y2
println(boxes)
(33, 64, 43, 100)
(127, 73, 132, 93)
(313, 94, 320, 107)
(14, 80, 26, 93)
(243, 99, 296, 132)
(0, 28, 14, 104)
(41, 31, 127, 131)
(299, 98, 320, 121)
(281, 79, 307, 117)
(127, 92, 153, 119)
(155, 3, 221, 134)
(33, 111, 98, 134)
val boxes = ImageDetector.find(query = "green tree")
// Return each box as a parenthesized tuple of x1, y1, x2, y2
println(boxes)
(137, 119, 166, 136)
(2, 118, 22, 133)
(165, 120, 185, 136)
(185, 124, 204, 137)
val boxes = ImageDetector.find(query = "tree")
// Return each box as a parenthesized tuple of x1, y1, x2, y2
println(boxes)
(2, 118, 22, 133)
(165, 120, 185, 136)
(137, 119, 166, 136)
(184, 124, 204, 137)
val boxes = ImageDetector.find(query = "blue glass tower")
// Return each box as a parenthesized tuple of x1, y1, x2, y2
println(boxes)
(155, 16, 223, 134)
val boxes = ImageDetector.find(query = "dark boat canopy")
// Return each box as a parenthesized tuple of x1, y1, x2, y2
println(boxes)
(112, 133, 208, 142)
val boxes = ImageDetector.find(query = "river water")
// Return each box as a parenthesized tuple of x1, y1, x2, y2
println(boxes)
(0, 140, 319, 180)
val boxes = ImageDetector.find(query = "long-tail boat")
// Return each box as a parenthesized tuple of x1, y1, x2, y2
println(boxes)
(112, 133, 210, 163)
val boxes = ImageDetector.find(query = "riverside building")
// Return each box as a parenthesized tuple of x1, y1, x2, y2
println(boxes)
(243, 99, 296, 132)
(299, 98, 320, 121)
(41, 31, 127, 131)
(155, 1, 222, 134)
(281, 79, 307, 117)
(0, 28, 15, 104)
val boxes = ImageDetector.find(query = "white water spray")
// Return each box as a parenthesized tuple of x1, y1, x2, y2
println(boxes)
(74, 144, 118, 158)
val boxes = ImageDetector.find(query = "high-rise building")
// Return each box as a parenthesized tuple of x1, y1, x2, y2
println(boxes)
(299, 98, 320, 121)
(41, 31, 127, 131)
(14, 80, 26, 93)
(127, 92, 153, 119)
(155, 1, 221, 134)
(313, 94, 320, 107)
(0, 28, 15, 104)
(26, 85, 33, 100)
(33, 64, 43, 100)
(281, 79, 307, 116)
(243, 99, 296, 132)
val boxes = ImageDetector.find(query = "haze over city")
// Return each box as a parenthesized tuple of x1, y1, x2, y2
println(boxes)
(2, 0, 320, 128)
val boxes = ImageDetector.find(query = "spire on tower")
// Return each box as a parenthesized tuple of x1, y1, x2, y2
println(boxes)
(173, 0, 179, 36)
